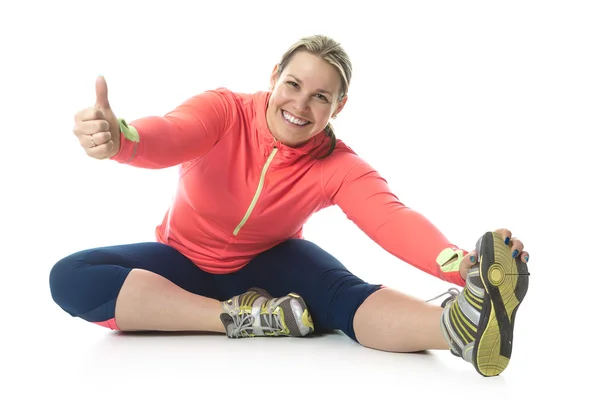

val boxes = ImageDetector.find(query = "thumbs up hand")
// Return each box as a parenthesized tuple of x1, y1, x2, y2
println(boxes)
(73, 76, 121, 159)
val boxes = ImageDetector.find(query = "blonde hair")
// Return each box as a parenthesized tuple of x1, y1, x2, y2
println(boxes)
(276, 34, 352, 159)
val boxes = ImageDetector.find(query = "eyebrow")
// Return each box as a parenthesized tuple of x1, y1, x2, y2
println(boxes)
(287, 74, 333, 97)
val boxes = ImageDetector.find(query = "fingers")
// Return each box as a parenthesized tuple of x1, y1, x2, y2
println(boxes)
(74, 106, 104, 123)
(494, 228, 512, 243)
(73, 118, 110, 137)
(73, 115, 113, 160)
(85, 139, 117, 160)
(459, 249, 478, 280)
(78, 131, 112, 149)
(73, 107, 112, 159)
(494, 228, 529, 263)
(466, 250, 478, 266)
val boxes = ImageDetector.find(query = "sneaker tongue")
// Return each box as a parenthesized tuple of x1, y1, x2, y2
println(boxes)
(250, 297, 268, 335)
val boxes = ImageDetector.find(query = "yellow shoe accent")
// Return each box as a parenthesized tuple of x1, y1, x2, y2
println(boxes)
(302, 309, 314, 331)
(275, 306, 290, 335)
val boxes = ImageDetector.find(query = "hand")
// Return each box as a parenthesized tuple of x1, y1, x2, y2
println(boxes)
(459, 228, 529, 280)
(72, 76, 121, 159)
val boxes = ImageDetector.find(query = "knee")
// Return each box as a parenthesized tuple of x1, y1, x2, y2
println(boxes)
(277, 238, 319, 253)
(49, 251, 85, 313)
(49, 248, 133, 321)
(276, 239, 339, 266)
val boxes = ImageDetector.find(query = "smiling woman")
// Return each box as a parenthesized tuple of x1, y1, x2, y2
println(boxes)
(50, 34, 530, 378)
(266, 38, 349, 152)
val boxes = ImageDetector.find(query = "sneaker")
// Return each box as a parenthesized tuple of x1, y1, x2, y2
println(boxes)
(220, 287, 314, 338)
(440, 231, 530, 377)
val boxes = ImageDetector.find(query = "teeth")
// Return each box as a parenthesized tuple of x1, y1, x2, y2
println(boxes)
(283, 110, 309, 126)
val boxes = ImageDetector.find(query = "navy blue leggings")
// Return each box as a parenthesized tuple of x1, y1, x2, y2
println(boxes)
(49, 239, 382, 341)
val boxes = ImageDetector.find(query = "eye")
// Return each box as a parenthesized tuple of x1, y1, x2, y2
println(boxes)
(287, 81, 300, 88)
(315, 93, 329, 102)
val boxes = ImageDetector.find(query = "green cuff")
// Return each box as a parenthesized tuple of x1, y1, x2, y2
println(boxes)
(118, 118, 140, 142)
(437, 248, 464, 273)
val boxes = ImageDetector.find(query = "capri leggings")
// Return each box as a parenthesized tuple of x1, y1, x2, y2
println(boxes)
(49, 238, 383, 342)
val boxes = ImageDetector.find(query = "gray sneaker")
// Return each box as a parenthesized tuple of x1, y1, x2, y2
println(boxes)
(220, 288, 314, 338)
(440, 231, 530, 377)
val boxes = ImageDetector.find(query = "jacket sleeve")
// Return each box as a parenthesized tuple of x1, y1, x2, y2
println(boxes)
(110, 89, 233, 169)
(322, 153, 467, 286)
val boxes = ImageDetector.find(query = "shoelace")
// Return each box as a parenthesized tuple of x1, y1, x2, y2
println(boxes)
(229, 306, 283, 338)
(261, 304, 284, 335)
(425, 287, 460, 307)
(229, 312, 255, 338)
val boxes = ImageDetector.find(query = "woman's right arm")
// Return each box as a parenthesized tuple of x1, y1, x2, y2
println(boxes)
(110, 89, 232, 169)
(73, 76, 231, 169)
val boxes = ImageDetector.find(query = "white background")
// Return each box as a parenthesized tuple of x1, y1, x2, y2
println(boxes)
(1, 0, 598, 399)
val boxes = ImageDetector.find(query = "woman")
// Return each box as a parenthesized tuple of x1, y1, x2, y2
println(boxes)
(51, 34, 530, 377)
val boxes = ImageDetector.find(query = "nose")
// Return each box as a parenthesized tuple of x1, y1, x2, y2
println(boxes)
(292, 93, 310, 111)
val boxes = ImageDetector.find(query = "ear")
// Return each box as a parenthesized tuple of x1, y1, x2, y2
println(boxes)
(333, 95, 348, 118)
(269, 64, 279, 90)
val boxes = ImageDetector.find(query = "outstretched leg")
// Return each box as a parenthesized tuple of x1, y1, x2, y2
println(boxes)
(354, 288, 449, 352)
(354, 231, 529, 377)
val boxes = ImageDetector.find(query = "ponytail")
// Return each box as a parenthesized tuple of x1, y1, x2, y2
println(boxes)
(315, 122, 336, 160)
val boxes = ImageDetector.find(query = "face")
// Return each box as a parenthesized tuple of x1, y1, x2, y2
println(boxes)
(266, 51, 347, 147)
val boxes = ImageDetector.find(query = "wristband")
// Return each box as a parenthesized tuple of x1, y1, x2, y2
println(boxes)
(118, 118, 140, 142)
(437, 247, 466, 273)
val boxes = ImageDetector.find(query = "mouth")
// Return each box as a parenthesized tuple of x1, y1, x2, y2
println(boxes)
(281, 110, 311, 127)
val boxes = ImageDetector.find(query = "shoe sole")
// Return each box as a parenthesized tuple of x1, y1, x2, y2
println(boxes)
(473, 231, 529, 377)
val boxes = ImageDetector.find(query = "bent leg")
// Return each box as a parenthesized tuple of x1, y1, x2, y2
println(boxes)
(220, 239, 382, 341)
(49, 242, 225, 332)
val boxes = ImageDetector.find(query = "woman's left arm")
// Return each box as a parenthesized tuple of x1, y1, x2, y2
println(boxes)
(322, 153, 468, 286)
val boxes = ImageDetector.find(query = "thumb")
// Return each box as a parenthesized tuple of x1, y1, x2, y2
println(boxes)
(95, 75, 111, 110)
(460, 250, 478, 280)
(466, 250, 478, 264)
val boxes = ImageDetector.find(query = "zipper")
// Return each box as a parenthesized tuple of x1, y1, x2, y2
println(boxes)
(233, 146, 279, 236)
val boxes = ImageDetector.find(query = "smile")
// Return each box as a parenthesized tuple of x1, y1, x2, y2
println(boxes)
(282, 110, 310, 126)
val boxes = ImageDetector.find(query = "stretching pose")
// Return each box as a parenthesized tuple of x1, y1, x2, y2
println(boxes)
(50, 34, 530, 377)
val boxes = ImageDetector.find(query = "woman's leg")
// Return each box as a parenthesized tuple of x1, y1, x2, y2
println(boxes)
(217, 239, 383, 341)
(357, 231, 530, 378)
(49, 242, 225, 332)
(353, 288, 448, 351)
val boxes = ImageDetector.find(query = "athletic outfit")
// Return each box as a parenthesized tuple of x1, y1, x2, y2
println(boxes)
(50, 88, 529, 376)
